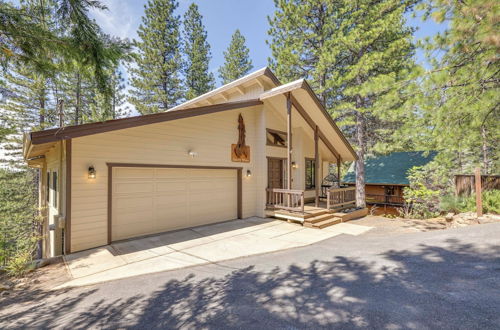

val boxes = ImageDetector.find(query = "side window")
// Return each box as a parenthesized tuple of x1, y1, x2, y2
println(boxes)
(305, 158, 316, 190)
(46, 172, 50, 203)
(52, 171, 58, 208)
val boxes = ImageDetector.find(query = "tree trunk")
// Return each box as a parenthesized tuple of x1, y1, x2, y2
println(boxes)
(39, 94, 45, 129)
(355, 110, 366, 208)
(112, 89, 116, 119)
(75, 72, 81, 125)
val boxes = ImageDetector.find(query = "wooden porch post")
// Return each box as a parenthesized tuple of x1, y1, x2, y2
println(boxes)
(337, 157, 341, 186)
(475, 167, 482, 217)
(286, 93, 292, 190)
(314, 125, 319, 207)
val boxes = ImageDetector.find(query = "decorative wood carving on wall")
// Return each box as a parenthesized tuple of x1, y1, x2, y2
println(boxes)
(231, 114, 250, 162)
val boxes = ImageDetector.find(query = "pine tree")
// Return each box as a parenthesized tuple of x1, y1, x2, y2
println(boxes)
(267, 1, 338, 106)
(129, 0, 183, 114)
(0, 0, 125, 91)
(55, 63, 97, 125)
(183, 3, 214, 100)
(413, 0, 500, 174)
(268, 0, 417, 207)
(218, 30, 253, 84)
(109, 69, 130, 119)
(90, 67, 130, 121)
(0, 66, 55, 167)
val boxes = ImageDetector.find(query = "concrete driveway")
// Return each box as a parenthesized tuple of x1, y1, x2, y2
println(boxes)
(61, 217, 372, 288)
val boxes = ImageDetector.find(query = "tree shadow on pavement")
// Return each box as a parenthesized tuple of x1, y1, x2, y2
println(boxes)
(1, 238, 499, 329)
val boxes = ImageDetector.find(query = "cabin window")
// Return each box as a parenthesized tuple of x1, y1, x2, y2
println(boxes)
(52, 171, 58, 208)
(305, 158, 316, 190)
(385, 186, 395, 196)
(266, 129, 287, 148)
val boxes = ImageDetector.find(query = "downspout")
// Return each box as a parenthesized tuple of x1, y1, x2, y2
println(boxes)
(58, 100, 65, 255)
(59, 140, 64, 254)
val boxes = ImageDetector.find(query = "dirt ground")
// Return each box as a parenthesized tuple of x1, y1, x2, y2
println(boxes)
(0, 260, 70, 300)
(351, 213, 500, 236)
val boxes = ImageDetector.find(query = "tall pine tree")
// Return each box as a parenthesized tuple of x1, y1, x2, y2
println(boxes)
(414, 0, 499, 174)
(218, 30, 253, 84)
(129, 0, 183, 114)
(183, 3, 214, 100)
(268, 0, 417, 207)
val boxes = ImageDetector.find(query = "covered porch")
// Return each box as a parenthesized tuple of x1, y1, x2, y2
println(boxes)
(265, 187, 365, 228)
(260, 79, 365, 228)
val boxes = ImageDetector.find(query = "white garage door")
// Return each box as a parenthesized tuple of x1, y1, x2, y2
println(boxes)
(112, 167, 238, 241)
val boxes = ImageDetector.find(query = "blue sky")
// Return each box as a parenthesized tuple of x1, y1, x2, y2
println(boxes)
(91, 0, 446, 86)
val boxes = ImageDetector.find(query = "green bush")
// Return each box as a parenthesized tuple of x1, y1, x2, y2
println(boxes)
(482, 190, 500, 214)
(439, 190, 500, 215)
(439, 195, 471, 213)
(403, 161, 453, 219)
(0, 168, 41, 276)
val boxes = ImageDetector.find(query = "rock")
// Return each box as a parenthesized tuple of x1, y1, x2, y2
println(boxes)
(445, 213, 455, 221)
(34, 258, 50, 269)
(0, 283, 11, 292)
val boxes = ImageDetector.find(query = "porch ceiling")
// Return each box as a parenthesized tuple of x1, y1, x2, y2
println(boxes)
(261, 80, 357, 162)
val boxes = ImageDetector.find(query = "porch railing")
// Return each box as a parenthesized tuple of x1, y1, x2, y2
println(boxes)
(326, 187, 356, 210)
(266, 188, 305, 213)
(366, 194, 405, 205)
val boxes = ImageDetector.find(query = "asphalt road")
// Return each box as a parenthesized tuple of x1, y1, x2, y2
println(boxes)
(1, 222, 499, 329)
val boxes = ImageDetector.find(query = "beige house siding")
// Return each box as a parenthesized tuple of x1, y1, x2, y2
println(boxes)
(70, 106, 262, 252)
(264, 102, 332, 199)
(43, 141, 67, 257)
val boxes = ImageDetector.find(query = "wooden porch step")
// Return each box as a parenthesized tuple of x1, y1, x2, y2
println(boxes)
(304, 217, 342, 229)
(272, 208, 330, 221)
(303, 213, 336, 224)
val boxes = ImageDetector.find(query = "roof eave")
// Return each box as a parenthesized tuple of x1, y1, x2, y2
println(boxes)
(260, 79, 358, 161)
(28, 99, 263, 146)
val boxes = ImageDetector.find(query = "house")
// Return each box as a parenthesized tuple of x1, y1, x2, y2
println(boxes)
(343, 151, 436, 207)
(23, 67, 358, 257)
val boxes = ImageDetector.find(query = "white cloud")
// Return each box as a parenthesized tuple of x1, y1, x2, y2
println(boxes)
(90, 0, 142, 40)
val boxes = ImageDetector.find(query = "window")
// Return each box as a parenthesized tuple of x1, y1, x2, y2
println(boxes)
(46, 172, 50, 203)
(305, 159, 316, 190)
(266, 129, 287, 148)
(52, 171, 58, 208)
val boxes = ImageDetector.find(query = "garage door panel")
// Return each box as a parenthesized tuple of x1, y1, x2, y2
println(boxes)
(155, 168, 189, 178)
(189, 208, 236, 225)
(189, 191, 236, 202)
(115, 223, 154, 240)
(114, 196, 154, 210)
(112, 167, 238, 241)
(114, 182, 154, 194)
(189, 181, 235, 191)
(115, 167, 154, 179)
(189, 169, 235, 178)
(156, 181, 188, 192)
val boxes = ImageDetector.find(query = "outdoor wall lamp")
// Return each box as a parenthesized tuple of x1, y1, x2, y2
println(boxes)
(246, 169, 252, 177)
(188, 150, 198, 158)
(88, 165, 96, 179)
(292, 162, 298, 169)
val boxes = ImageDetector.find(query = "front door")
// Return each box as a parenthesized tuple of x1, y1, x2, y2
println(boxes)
(268, 158, 284, 189)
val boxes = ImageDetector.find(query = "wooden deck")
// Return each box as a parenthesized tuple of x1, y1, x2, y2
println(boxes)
(266, 203, 368, 229)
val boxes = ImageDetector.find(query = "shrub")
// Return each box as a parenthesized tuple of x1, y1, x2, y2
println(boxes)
(439, 190, 500, 215)
(0, 168, 41, 276)
(482, 190, 500, 214)
(439, 195, 470, 213)
(403, 162, 452, 219)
